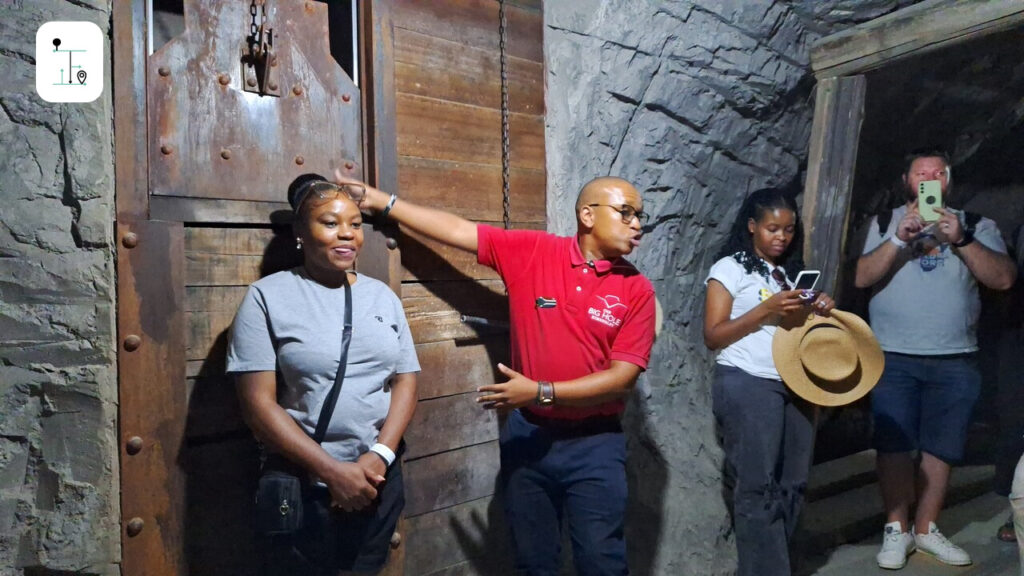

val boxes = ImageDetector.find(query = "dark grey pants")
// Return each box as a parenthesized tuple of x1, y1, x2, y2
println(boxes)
(713, 364, 815, 576)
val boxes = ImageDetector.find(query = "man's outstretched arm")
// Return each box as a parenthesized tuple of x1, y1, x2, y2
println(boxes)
(339, 171, 478, 253)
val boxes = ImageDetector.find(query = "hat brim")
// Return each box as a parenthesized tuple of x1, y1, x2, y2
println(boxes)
(772, 309, 884, 407)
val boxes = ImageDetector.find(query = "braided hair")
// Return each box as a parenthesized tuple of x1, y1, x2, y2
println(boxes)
(716, 187, 804, 280)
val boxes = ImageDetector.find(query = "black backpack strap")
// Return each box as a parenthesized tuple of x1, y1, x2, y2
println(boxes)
(876, 209, 894, 237)
(963, 211, 982, 234)
(312, 274, 353, 444)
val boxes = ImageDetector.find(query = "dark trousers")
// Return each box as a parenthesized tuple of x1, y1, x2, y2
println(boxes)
(499, 409, 628, 576)
(261, 460, 404, 576)
(713, 365, 815, 576)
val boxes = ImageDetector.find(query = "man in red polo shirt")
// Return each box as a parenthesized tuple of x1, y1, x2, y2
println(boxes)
(345, 174, 656, 576)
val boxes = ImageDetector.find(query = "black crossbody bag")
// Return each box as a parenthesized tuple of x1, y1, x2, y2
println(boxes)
(255, 276, 353, 536)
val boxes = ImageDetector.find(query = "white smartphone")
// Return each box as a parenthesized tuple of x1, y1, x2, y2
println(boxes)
(793, 270, 821, 291)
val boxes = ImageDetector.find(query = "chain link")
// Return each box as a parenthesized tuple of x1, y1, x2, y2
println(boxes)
(499, 0, 511, 230)
(249, 0, 259, 40)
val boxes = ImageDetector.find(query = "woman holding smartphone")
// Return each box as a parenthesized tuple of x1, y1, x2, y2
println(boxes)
(703, 187, 835, 576)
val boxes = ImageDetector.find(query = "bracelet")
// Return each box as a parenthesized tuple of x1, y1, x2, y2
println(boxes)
(369, 443, 396, 467)
(381, 194, 398, 219)
(889, 235, 907, 248)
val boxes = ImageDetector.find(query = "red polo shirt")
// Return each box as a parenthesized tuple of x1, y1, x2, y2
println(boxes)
(477, 225, 656, 420)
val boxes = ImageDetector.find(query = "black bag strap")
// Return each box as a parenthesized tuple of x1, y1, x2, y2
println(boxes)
(312, 274, 353, 444)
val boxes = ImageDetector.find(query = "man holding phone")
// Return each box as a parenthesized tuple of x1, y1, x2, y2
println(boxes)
(855, 148, 1017, 569)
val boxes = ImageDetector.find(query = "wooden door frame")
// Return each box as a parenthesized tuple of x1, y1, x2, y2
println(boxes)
(801, 0, 1024, 294)
(112, 1, 400, 573)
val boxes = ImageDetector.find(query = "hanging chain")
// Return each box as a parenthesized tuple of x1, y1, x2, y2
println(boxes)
(499, 0, 511, 230)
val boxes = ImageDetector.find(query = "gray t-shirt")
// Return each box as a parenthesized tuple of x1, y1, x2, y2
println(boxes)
(226, 268, 420, 463)
(862, 204, 1008, 354)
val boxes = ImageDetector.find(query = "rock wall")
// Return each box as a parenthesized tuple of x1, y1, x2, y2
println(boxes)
(544, 1, 915, 573)
(0, 1, 119, 574)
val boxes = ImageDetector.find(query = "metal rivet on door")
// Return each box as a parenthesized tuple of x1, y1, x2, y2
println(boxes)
(126, 436, 144, 455)
(123, 335, 142, 351)
(126, 517, 145, 537)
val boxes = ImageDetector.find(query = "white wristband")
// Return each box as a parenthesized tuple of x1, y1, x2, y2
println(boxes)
(889, 235, 907, 248)
(369, 443, 396, 467)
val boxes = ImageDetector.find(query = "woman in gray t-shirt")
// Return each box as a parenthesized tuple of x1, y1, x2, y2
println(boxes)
(227, 174, 419, 574)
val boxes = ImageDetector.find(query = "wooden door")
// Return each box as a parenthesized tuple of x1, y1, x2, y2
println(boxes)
(114, 1, 391, 574)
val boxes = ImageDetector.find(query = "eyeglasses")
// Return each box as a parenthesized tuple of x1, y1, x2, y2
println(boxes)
(295, 181, 366, 212)
(587, 203, 649, 226)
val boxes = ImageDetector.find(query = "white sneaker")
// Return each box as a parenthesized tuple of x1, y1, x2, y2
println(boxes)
(914, 522, 972, 566)
(877, 521, 916, 569)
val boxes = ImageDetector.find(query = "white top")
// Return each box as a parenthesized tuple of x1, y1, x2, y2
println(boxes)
(862, 205, 1007, 354)
(706, 255, 789, 380)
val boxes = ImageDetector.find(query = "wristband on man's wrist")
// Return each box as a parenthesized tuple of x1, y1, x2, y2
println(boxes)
(381, 194, 398, 219)
(369, 443, 396, 467)
(952, 230, 975, 248)
(889, 235, 907, 248)
(536, 381, 555, 406)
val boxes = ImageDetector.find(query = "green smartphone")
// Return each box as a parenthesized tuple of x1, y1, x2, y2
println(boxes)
(918, 180, 942, 221)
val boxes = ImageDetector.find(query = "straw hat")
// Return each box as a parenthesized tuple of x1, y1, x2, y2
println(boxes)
(772, 309, 884, 407)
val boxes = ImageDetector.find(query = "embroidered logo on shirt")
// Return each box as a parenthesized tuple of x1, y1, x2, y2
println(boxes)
(588, 295, 626, 328)
(595, 294, 628, 310)
(759, 288, 771, 302)
(535, 297, 557, 309)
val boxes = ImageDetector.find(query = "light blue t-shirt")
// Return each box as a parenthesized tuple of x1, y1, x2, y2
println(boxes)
(862, 204, 1008, 354)
(226, 268, 420, 463)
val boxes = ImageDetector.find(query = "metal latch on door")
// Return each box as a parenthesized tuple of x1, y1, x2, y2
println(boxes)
(242, 0, 281, 97)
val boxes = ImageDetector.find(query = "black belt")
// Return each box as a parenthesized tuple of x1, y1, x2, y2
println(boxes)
(520, 409, 622, 436)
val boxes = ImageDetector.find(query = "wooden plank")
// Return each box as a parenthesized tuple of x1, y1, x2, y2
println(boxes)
(392, 0, 543, 62)
(811, 0, 1024, 77)
(404, 393, 500, 460)
(403, 496, 510, 576)
(150, 195, 293, 225)
(117, 220, 187, 575)
(399, 227, 501, 283)
(397, 157, 545, 223)
(113, 0, 148, 220)
(415, 338, 508, 400)
(396, 94, 545, 170)
(185, 227, 279, 255)
(185, 286, 247, 361)
(399, 222, 544, 283)
(183, 227, 299, 288)
(182, 438, 260, 576)
(361, 0, 403, 294)
(403, 441, 501, 518)
(184, 374, 248, 440)
(394, 28, 544, 115)
(802, 76, 867, 296)
(402, 280, 509, 344)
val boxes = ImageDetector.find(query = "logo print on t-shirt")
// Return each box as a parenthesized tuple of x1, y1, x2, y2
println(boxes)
(588, 295, 626, 328)
(919, 244, 948, 272)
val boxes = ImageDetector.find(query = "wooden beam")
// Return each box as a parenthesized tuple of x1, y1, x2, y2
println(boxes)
(113, 0, 149, 220)
(811, 0, 1024, 78)
(802, 76, 866, 297)
(117, 220, 187, 576)
(361, 0, 403, 292)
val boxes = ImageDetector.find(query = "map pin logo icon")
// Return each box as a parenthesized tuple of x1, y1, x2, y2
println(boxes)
(77, 70, 87, 84)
